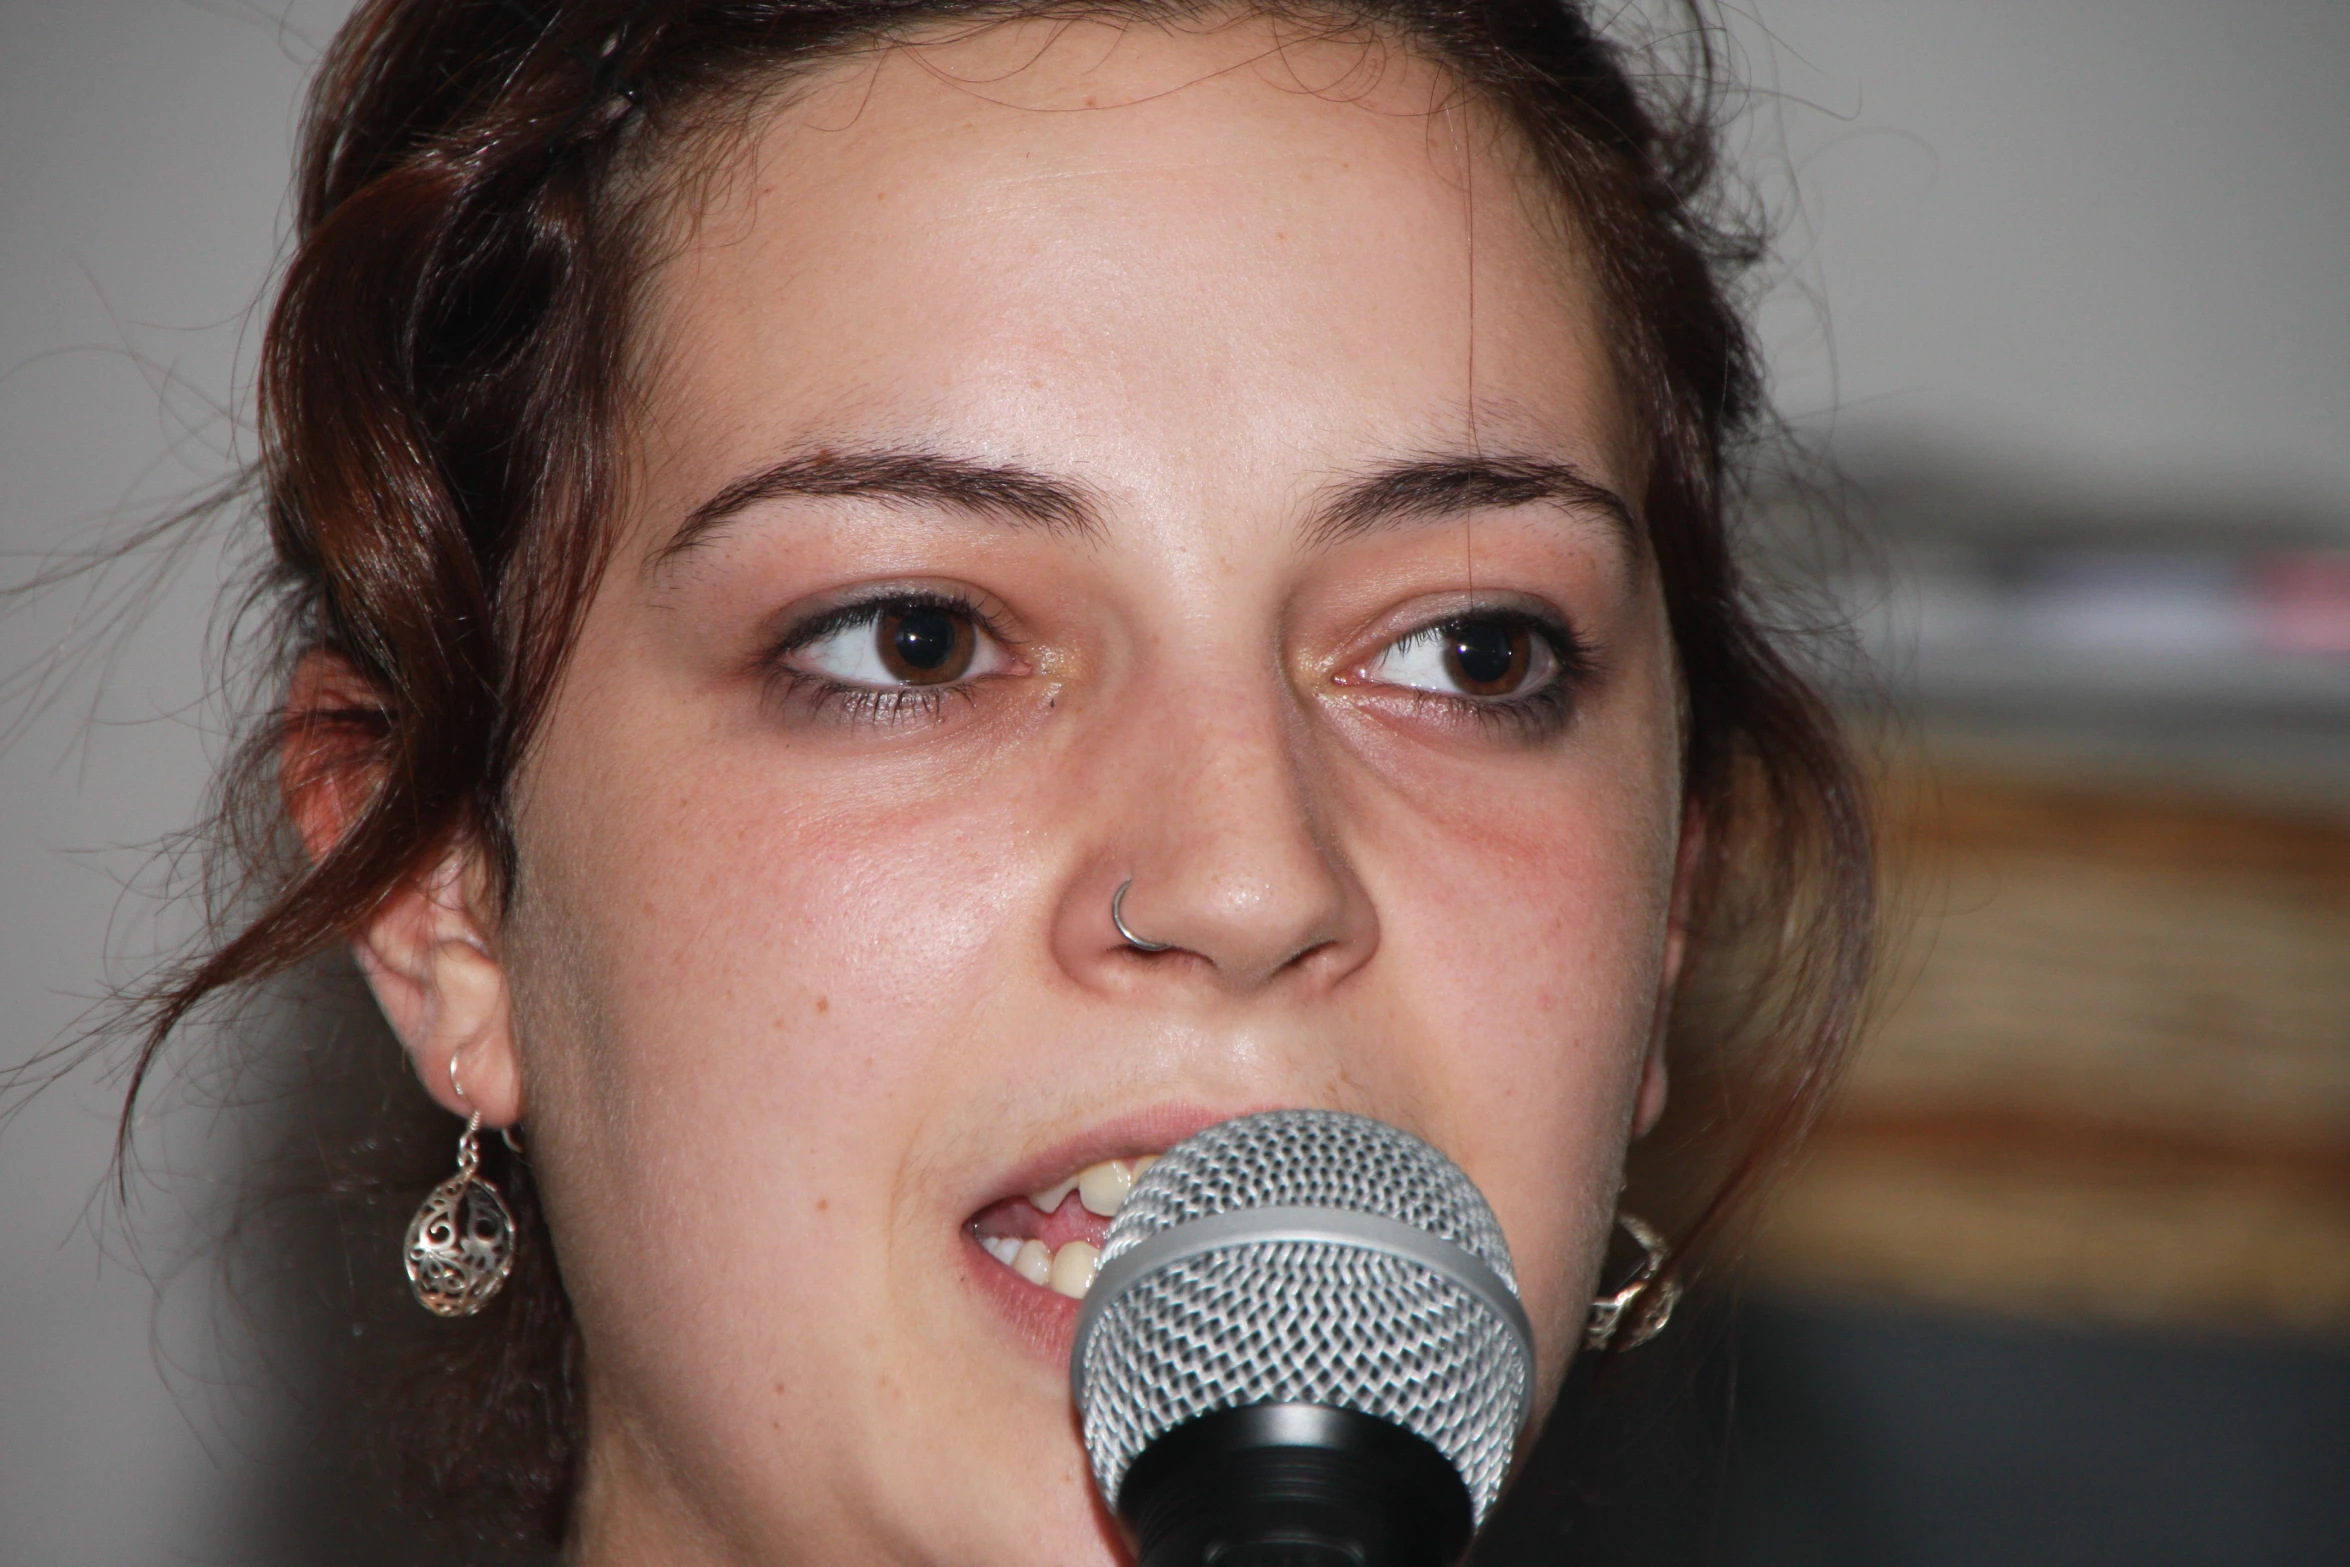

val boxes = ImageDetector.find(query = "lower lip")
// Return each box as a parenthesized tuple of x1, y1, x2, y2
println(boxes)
(964, 1231, 1086, 1363)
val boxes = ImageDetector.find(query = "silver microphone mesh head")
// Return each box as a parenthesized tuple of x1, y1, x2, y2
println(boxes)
(1072, 1110, 1535, 1525)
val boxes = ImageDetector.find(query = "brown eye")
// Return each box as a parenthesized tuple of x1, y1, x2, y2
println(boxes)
(1442, 620, 1533, 696)
(1363, 613, 1565, 706)
(876, 603, 976, 684)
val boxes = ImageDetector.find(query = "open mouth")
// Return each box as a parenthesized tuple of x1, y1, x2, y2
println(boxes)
(967, 1155, 1160, 1302)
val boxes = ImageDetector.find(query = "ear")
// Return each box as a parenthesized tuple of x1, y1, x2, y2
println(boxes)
(1631, 798, 1707, 1140)
(284, 651, 526, 1128)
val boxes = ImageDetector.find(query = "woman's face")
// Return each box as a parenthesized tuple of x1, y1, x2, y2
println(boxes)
(480, 16, 1687, 1565)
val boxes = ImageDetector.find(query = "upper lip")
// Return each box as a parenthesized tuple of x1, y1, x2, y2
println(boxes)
(971, 1099, 1283, 1220)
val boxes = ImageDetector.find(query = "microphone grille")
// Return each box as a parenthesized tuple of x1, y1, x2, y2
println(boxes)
(1077, 1110, 1532, 1524)
(1102, 1110, 1518, 1286)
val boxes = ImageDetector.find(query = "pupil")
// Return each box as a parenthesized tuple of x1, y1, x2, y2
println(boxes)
(891, 607, 958, 671)
(877, 603, 976, 684)
(1446, 621, 1524, 693)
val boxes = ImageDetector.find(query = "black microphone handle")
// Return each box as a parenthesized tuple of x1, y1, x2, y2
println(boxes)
(1116, 1404, 1475, 1567)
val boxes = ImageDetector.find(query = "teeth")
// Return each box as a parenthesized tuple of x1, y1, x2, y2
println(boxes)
(1047, 1241, 1101, 1299)
(1034, 1156, 1158, 1217)
(979, 1234, 1112, 1298)
(1077, 1161, 1134, 1217)
(989, 1153, 1160, 1296)
(1026, 1177, 1079, 1214)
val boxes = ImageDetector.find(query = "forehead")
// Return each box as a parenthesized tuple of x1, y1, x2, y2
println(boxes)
(626, 14, 1632, 522)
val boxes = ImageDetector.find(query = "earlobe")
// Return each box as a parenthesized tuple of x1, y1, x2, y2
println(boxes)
(351, 863, 528, 1129)
(1660, 797, 1707, 991)
(1632, 800, 1707, 1141)
(283, 650, 525, 1128)
(1630, 1009, 1671, 1140)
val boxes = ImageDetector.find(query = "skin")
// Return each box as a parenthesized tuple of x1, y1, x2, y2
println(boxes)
(300, 15, 1696, 1566)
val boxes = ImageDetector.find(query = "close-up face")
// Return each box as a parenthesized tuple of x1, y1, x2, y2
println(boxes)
(457, 15, 1689, 1565)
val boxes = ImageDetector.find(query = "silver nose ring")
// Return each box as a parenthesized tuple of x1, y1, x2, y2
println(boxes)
(1111, 878, 1171, 952)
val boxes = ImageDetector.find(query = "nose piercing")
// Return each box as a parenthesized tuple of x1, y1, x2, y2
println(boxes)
(1111, 878, 1171, 953)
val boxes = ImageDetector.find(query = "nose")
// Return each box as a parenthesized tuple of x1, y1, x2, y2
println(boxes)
(1058, 664, 1376, 995)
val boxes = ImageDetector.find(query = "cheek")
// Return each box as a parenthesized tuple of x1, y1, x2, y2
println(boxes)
(515, 745, 1035, 1143)
(495, 707, 1047, 1376)
(1330, 714, 1680, 1375)
(1390, 806, 1669, 1322)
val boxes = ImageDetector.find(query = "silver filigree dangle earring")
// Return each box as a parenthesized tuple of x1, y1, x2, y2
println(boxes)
(1584, 1212, 1681, 1351)
(405, 1110, 518, 1317)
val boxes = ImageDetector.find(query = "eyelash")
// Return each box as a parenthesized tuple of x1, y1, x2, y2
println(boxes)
(760, 589, 1013, 725)
(758, 595, 1593, 737)
(1381, 609, 1594, 741)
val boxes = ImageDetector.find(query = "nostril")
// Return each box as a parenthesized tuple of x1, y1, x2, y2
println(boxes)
(1093, 856, 1374, 991)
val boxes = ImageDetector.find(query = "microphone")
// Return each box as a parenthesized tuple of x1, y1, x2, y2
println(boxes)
(1072, 1110, 1535, 1567)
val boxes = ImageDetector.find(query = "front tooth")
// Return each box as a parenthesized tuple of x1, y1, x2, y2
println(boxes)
(1012, 1239, 1053, 1286)
(981, 1235, 1022, 1267)
(1026, 1177, 1078, 1214)
(1047, 1240, 1101, 1299)
(1077, 1160, 1134, 1217)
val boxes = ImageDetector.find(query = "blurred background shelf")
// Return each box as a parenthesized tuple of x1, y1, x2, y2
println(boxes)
(1754, 766, 2350, 1335)
(1489, 463, 2350, 1567)
(1654, 463, 2350, 1566)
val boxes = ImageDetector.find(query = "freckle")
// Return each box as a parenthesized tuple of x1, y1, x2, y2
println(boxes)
(815, 995, 830, 1014)
(815, 1196, 830, 1212)
(773, 1381, 787, 1397)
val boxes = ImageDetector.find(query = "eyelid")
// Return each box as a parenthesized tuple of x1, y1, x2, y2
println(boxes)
(772, 586, 1017, 659)
(758, 585, 1026, 729)
(1332, 602, 1594, 745)
(1343, 601, 1583, 678)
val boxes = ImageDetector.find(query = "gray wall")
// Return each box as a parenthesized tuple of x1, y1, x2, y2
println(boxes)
(1, 5, 355, 1561)
(1753, 0, 2350, 508)
(2, 2, 2344, 1561)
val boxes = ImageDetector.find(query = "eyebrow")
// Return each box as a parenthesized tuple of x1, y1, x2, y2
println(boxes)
(651, 446, 1635, 572)
(652, 447, 1103, 571)
(1303, 455, 1639, 551)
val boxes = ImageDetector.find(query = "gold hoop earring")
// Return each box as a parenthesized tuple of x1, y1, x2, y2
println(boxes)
(1584, 1212, 1680, 1351)
(404, 1111, 518, 1317)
